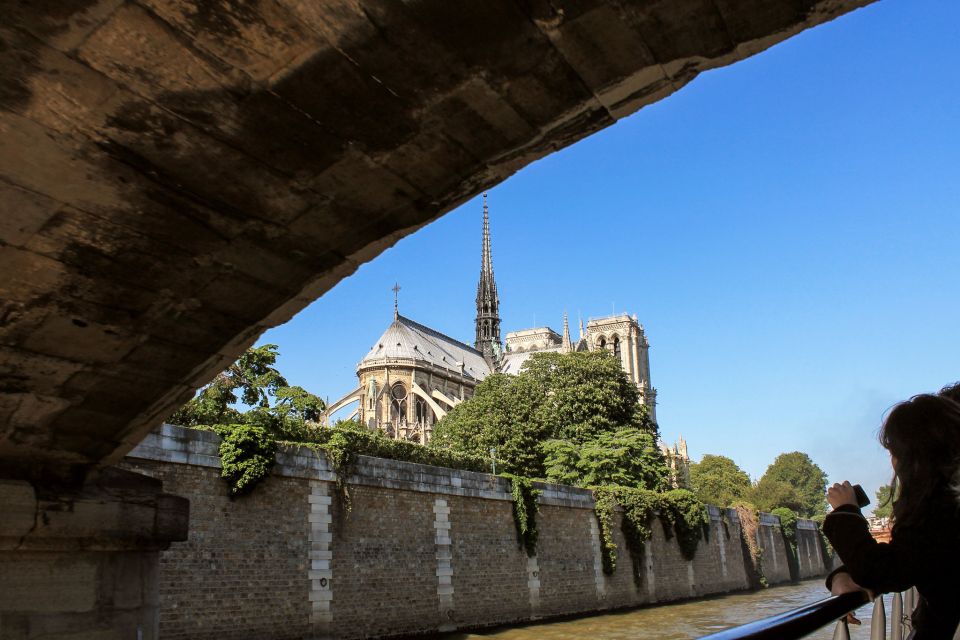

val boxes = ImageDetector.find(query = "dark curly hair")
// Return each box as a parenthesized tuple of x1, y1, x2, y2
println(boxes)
(939, 381, 960, 404)
(879, 394, 960, 529)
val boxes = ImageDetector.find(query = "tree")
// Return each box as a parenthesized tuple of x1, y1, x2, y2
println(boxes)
(542, 428, 668, 490)
(169, 344, 325, 440)
(757, 452, 828, 517)
(520, 351, 657, 442)
(430, 351, 662, 481)
(873, 484, 896, 519)
(688, 454, 751, 507)
(749, 476, 805, 514)
(429, 373, 551, 477)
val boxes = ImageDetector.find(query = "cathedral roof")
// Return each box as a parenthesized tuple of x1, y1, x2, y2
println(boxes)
(359, 314, 491, 382)
(499, 345, 565, 375)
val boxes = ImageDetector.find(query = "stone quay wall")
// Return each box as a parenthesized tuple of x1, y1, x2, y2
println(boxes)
(119, 425, 830, 639)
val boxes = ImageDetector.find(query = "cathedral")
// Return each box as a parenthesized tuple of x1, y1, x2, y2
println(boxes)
(323, 195, 665, 449)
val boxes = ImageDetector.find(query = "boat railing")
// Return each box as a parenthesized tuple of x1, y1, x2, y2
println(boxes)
(699, 588, 919, 640)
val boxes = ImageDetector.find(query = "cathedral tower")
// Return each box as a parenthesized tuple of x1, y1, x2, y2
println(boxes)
(475, 193, 501, 362)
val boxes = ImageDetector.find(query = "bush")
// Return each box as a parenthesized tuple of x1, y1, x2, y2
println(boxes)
(215, 424, 277, 496)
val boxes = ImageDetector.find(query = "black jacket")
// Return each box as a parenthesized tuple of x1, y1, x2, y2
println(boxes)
(823, 492, 960, 639)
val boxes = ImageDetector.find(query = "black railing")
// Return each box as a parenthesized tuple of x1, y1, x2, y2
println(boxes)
(699, 590, 870, 640)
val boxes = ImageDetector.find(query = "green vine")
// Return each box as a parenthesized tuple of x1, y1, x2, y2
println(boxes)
(659, 489, 710, 561)
(214, 424, 277, 497)
(593, 487, 620, 575)
(593, 486, 708, 584)
(503, 474, 540, 556)
(616, 488, 659, 586)
(772, 507, 800, 581)
(301, 426, 489, 513)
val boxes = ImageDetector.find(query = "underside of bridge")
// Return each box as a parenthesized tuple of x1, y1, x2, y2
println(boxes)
(1, 0, 872, 636)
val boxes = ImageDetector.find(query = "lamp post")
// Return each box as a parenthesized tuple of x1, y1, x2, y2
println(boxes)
(490, 446, 497, 476)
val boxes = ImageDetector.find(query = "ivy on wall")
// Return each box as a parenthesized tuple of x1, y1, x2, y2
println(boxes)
(200, 422, 488, 500)
(593, 489, 620, 575)
(659, 489, 710, 561)
(215, 424, 277, 497)
(772, 507, 800, 581)
(502, 474, 541, 557)
(592, 487, 709, 584)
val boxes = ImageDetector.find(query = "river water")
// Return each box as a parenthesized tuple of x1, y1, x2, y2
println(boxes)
(447, 580, 898, 640)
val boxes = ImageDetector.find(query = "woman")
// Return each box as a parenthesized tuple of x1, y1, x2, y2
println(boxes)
(824, 393, 960, 639)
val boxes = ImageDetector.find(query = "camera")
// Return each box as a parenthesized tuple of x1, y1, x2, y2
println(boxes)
(852, 484, 870, 508)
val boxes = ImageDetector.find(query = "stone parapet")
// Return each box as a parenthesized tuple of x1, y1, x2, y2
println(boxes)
(128, 424, 595, 508)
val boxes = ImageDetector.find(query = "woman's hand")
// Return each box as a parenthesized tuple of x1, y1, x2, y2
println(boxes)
(830, 571, 872, 598)
(830, 571, 873, 626)
(828, 481, 859, 509)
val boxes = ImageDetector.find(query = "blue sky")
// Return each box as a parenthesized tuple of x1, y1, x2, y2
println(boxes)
(261, 0, 960, 509)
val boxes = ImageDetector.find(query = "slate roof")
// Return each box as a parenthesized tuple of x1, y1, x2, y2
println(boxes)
(359, 314, 492, 382)
(498, 345, 565, 375)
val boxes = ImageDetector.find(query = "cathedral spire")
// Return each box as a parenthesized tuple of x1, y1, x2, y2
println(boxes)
(579, 313, 586, 342)
(475, 193, 501, 362)
(562, 312, 571, 352)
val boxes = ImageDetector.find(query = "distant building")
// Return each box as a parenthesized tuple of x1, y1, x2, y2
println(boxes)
(661, 435, 691, 489)
(324, 194, 660, 443)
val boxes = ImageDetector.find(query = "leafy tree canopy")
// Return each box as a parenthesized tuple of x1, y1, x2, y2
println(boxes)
(170, 344, 325, 440)
(689, 454, 751, 507)
(873, 484, 896, 519)
(430, 351, 664, 485)
(543, 428, 668, 491)
(757, 452, 828, 517)
(520, 351, 655, 442)
(749, 475, 805, 514)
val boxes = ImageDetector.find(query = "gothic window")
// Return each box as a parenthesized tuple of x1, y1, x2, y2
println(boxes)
(597, 336, 606, 350)
(613, 336, 621, 361)
(415, 397, 429, 424)
(390, 383, 407, 426)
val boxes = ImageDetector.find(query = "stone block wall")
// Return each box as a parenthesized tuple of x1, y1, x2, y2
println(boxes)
(119, 425, 829, 639)
(796, 519, 830, 580)
(757, 512, 792, 585)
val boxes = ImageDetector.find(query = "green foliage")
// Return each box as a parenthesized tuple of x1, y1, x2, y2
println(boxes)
(615, 488, 660, 586)
(748, 476, 805, 514)
(503, 474, 540, 557)
(298, 421, 488, 510)
(756, 452, 828, 517)
(430, 374, 550, 477)
(772, 507, 798, 542)
(593, 488, 619, 575)
(810, 513, 835, 559)
(431, 351, 664, 485)
(543, 428, 668, 491)
(520, 351, 656, 442)
(659, 489, 710, 560)
(772, 507, 800, 581)
(873, 484, 895, 519)
(689, 454, 751, 507)
(593, 486, 708, 581)
(215, 424, 277, 497)
(170, 344, 326, 441)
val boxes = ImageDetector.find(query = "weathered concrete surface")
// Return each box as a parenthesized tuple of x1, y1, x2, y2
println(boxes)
(0, 0, 876, 483)
(0, 468, 188, 639)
